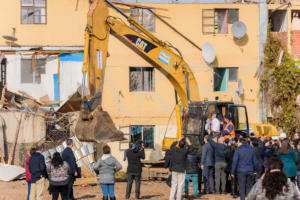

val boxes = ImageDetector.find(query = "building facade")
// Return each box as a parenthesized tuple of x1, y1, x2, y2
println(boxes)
(1, 0, 297, 165)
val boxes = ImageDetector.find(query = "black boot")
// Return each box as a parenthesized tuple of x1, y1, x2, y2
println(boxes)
(103, 196, 108, 200)
(110, 197, 115, 200)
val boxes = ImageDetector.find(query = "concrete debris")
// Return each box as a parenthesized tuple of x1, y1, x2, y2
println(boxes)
(0, 164, 25, 182)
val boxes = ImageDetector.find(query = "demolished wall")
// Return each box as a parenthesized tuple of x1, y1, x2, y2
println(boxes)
(0, 111, 46, 167)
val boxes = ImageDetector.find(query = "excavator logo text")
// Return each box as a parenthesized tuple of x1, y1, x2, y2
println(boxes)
(124, 34, 157, 53)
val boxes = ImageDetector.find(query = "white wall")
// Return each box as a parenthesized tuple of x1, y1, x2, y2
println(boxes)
(5, 54, 82, 103)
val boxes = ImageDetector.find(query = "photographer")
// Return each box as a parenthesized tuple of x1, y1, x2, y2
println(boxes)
(169, 137, 192, 200)
(125, 140, 145, 199)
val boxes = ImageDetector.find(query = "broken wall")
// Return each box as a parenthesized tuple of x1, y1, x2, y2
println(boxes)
(0, 111, 46, 167)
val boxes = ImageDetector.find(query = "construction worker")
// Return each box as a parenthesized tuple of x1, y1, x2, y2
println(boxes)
(221, 115, 235, 140)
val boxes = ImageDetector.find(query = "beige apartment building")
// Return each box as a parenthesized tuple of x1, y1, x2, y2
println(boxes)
(0, 0, 298, 165)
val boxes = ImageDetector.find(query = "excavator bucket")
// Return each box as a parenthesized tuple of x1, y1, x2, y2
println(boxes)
(75, 109, 124, 143)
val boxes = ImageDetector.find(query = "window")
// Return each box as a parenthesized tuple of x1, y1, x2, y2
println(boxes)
(21, 58, 46, 84)
(130, 8, 155, 33)
(129, 67, 154, 92)
(202, 9, 239, 34)
(21, 0, 46, 24)
(130, 125, 154, 149)
(214, 67, 238, 92)
(269, 10, 287, 32)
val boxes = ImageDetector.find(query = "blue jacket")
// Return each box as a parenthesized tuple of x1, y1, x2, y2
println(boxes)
(231, 144, 258, 174)
(201, 142, 215, 167)
(62, 147, 78, 175)
(29, 152, 47, 183)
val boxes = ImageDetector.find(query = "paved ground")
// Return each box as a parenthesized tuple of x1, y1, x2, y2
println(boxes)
(0, 180, 237, 200)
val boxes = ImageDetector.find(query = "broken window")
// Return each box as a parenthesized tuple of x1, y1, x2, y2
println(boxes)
(130, 125, 154, 149)
(21, 58, 46, 84)
(214, 67, 238, 92)
(292, 10, 300, 30)
(129, 67, 154, 92)
(130, 8, 155, 33)
(21, 0, 46, 24)
(269, 10, 287, 32)
(202, 9, 239, 34)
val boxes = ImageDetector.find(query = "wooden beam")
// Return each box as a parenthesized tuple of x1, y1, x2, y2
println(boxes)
(111, 1, 168, 11)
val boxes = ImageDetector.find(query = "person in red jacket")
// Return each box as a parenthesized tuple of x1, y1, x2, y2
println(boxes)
(25, 147, 36, 200)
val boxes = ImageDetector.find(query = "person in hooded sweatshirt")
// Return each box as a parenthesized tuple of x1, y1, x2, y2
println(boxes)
(94, 145, 122, 200)
(125, 140, 145, 199)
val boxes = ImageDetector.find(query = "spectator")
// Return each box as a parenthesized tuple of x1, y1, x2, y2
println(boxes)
(207, 134, 229, 194)
(25, 147, 36, 200)
(205, 112, 220, 138)
(169, 137, 192, 200)
(29, 144, 47, 200)
(293, 134, 300, 190)
(125, 140, 145, 199)
(220, 115, 235, 140)
(277, 138, 298, 183)
(248, 157, 299, 200)
(197, 147, 202, 195)
(94, 145, 122, 200)
(231, 138, 258, 200)
(184, 148, 200, 198)
(62, 139, 78, 200)
(252, 138, 263, 179)
(225, 142, 238, 198)
(201, 136, 215, 194)
(47, 152, 70, 200)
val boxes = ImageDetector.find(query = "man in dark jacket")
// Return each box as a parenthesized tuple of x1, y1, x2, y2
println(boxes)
(231, 137, 258, 200)
(125, 140, 145, 199)
(251, 138, 263, 180)
(208, 133, 229, 194)
(184, 148, 200, 198)
(169, 137, 192, 200)
(200, 135, 215, 194)
(62, 139, 78, 200)
(29, 144, 47, 200)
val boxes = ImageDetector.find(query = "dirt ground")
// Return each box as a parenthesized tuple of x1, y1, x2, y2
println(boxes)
(0, 180, 237, 200)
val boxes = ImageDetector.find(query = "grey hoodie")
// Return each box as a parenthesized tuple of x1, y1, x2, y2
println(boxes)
(94, 154, 122, 184)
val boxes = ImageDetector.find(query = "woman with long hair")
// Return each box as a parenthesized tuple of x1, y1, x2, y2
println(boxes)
(248, 157, 299, 200)
(47, 152, 70, 200)
(278, 138, 298, 182)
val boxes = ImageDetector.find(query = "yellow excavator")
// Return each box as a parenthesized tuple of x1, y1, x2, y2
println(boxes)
(75, 0, 277, 148)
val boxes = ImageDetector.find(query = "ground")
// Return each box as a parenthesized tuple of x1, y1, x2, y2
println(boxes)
(0, 180, 236, 200)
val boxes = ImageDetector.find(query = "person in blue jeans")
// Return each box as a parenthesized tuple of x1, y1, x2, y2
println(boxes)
(94, 145, 122, 200)
(184, 149, 200, 198)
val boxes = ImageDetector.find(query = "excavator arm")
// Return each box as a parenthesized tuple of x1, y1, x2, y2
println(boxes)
(80, 0, 200, 146)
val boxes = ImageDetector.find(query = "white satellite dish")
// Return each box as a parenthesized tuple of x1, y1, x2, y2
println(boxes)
(231, 21, 247, 39)
(202, 42, 216, 64)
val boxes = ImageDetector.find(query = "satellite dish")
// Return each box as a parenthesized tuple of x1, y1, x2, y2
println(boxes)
(202, 42, 216, 64)
(2, 35, 17, 42)
(236, 79, 244, 95)
(231, 21, 247, 39)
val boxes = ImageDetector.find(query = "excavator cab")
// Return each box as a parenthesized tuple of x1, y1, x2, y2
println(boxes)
(182, 101, 249, 148)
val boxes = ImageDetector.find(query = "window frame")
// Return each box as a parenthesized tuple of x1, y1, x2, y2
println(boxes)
(129, 125, 155, 149)
(129, 67, 154, 92)
(20, 58, 46, 84)
(130, 8, 155, 33)
(202, 8, 239, 34)
(213, 67, 239, 92)
(21, 0, 47, 24)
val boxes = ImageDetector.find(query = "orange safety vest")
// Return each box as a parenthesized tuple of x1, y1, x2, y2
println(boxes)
(223, 121, 235, 139)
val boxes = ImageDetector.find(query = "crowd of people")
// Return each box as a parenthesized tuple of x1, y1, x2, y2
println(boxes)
(166, 112, 300, 200)
(24, 112, 300, 200)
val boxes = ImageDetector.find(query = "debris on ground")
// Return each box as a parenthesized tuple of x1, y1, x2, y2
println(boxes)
(0, 164, 25, 182)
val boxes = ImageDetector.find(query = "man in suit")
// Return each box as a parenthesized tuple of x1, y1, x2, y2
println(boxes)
(62, 139, 78, 200)
(29, 144, 47, 200)
(201, 135, 215, 194)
